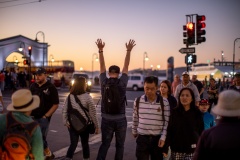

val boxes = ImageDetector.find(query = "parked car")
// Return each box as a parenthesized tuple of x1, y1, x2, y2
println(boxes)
(127, 74, 145, 91)
(69, 72, 92, 92)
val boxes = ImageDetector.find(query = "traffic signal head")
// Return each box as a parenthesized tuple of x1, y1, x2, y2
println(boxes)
(196, 15, 206, 44)
(28, 46, 32, 56)
(183, 22, 195, 45)
(185, 54, 197, 65)
(23, 60, 29, 65)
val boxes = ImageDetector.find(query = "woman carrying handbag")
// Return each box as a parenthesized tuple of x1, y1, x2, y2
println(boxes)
(62, 76, 99, 160)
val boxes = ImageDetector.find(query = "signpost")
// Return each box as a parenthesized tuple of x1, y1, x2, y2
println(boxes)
(179, 47, 195, 54)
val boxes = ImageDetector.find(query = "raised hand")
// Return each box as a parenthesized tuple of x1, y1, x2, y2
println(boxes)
(125, 39, 136, 51)
(95, 39, 105, 51)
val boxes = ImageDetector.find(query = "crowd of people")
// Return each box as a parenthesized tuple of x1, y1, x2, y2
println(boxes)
(0, 38, 240, 160)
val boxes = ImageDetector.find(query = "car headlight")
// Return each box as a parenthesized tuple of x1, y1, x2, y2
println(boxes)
(87, 81, 92, 86)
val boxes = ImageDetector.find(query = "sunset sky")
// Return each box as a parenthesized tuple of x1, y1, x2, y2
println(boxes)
(1, 0, 240, 71)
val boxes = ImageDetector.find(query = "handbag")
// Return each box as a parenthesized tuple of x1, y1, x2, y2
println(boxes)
(73, 95, 96, 134)
(67, 95, 88, 134)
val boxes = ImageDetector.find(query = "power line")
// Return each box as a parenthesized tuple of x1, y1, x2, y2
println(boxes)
(0, 0, 23, 4)
(0, 0, 47, 9)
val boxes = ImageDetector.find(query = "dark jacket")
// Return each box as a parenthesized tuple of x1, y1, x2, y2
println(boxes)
(165, 105, 204, 153)
(193, 118, 240, 160)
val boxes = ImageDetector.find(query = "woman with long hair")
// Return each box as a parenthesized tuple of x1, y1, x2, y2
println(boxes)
(62, 76, 99, 160)
(159, 80, 177, 113)
(163, 88, 204, 160)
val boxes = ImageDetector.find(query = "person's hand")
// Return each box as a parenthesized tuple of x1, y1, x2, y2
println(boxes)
(95, 127, 100, 134)
(163, 152, 168, 158)
(65, 122, 70, 128)
(126, 39, 136, 51)
(158, 139, 165, 148)
(96, 39, 105, 51)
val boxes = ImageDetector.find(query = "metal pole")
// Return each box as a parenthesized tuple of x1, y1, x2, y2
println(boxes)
(233, 38, 240, 76)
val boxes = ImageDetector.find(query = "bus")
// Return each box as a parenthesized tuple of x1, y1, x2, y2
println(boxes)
(5, 60, 75, 87)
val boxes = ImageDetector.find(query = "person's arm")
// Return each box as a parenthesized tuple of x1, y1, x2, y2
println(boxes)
(31, 126, 44, 160)
(122, 39, 136, 74)
(62, 96, 70, 127)
(95, 39, 106, 74)
(199, 87, 205, 96)
(0, 96, 4, 113)
(132, 98, 139, 138)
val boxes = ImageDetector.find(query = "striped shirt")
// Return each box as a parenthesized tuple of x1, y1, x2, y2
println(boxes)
(132, 94, 170, 141)
(62, 93, 99, 129)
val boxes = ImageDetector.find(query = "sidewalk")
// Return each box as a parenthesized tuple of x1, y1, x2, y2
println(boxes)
(56, 128, 136, 160)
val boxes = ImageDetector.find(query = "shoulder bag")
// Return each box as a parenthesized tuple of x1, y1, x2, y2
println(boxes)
(67, 95, 88, 134)
(73, 95, 96, 134)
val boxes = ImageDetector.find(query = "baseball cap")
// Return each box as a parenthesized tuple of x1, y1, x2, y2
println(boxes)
(199, 99, 209, 105)
(182, 71, 189, 76)
(36, 67, 46, 75)
(109, 65, 120, 73)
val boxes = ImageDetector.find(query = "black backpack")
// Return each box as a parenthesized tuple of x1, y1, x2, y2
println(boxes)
(103, 78, 121, 114)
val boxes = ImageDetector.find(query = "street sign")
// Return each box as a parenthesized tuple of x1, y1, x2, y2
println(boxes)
(179, 47, 195, 54)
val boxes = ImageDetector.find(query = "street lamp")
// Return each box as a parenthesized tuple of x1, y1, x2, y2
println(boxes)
(35, 31, 45, 67)
(143, 52, 149, 75)
(233, 38, 240, 76)
(157, 65, 161, 70)
(18, 42, 27, 58)
(221, 50, 224, 65)
(92, 53, 99, 82)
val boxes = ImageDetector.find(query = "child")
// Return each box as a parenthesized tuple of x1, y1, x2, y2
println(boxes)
(199, 99, 216, 130)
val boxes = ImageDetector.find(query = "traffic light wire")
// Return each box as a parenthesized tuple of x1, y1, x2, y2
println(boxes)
(0, 0, 48, 9)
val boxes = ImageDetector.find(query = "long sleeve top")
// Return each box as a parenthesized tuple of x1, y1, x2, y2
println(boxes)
(62, 93, 99, 129)
(165, 106, 204, 153)
(132, 94, 170, 141)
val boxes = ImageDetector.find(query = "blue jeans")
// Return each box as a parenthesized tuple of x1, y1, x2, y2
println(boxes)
(136, 135, 163, 160)
(97, 117, 127, 160)
(66, 127, 90, 159)
(34, 118, 50, 149)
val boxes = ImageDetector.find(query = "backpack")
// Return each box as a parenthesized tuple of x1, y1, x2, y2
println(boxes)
(67, 95, 88, 134)
(0, 112, 38, 160)
(135, 95, 165, 122)
(103, 78, 121, 114)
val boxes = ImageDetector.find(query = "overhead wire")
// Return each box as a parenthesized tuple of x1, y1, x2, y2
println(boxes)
(0, 0, 47, 9)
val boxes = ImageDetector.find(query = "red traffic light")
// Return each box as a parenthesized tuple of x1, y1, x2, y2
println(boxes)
(186, 22, 194, 30)
(23, 60, 29, 65)
(28, 46, 32, 50)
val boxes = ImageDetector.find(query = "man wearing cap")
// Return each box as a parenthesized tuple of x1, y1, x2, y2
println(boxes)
(193, 90, 240, 160)
(229, 72, 240, 93)
(174, 71, 200, 106)
(0, 89, 44, 159)
(30, 67, 59, 160)
(95, 39, 136, 160)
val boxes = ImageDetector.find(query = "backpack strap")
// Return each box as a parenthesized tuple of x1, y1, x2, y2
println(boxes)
(73, 95, 92, 123)
(159, 95, 165, 122)
(135, 96, 141, 118)
(6, 112, 38, 136)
